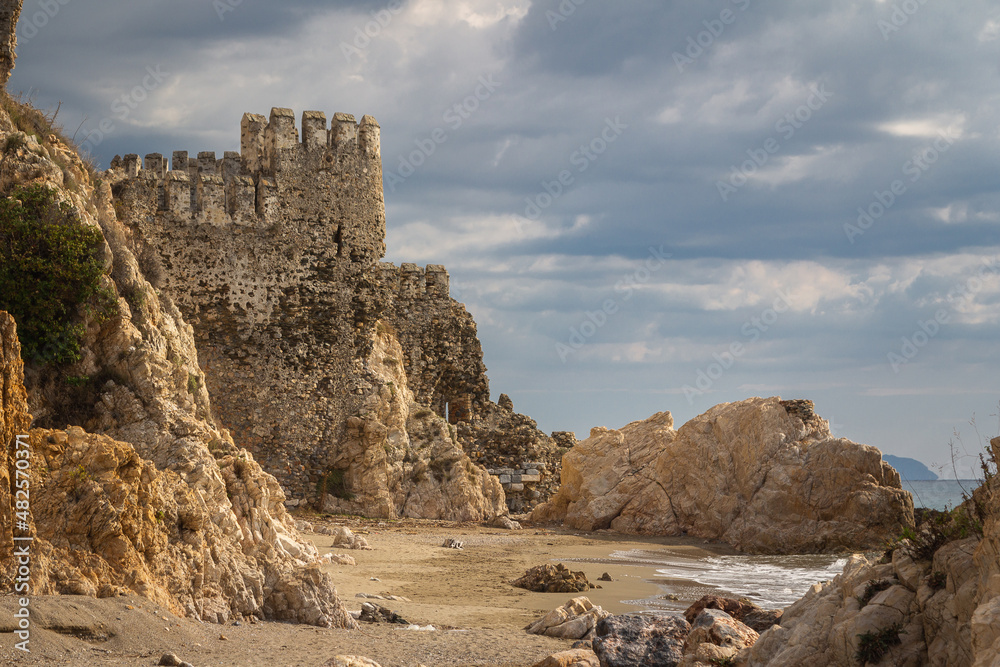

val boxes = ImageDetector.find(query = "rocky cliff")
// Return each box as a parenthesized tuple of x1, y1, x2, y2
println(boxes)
(320, 326, 506, 520)
(0, 92, 356, 625)
(0, 310, 28, 564)
(532, 397, 913, 554)
(741, 458, 1000, 666)
(1, 310, 355, 626)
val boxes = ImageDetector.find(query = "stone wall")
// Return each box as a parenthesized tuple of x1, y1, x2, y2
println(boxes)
(457, 401, 563, 513)
(377, 262, 489, 417)
(0, 0, 21, 87)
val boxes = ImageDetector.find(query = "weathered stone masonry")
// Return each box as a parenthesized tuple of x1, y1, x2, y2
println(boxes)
(0, 0, 22, 88)
(111, 108, 560, 513)
(378, 262, 489, 423)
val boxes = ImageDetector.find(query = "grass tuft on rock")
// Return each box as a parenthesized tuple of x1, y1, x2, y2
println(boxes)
(856, 623, 903, 664)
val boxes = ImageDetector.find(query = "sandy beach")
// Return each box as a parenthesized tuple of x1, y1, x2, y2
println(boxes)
(0, 516, 737, 667)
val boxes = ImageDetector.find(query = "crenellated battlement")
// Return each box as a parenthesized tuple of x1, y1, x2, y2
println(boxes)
(114, 107, 386, 262)
(240, 107, 381, 176)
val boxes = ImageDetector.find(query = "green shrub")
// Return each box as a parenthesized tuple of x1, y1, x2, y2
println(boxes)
(124, 285, 146, 315)
(856, 623, 903, 664)
(68, 463, 90, 500)
(896, 506, 984, 563)
(65, 374, 90, 387)
(0, 184, 116, 364)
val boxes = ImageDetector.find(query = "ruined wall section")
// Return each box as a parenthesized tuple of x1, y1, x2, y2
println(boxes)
(378, 262, 490, 422)
(376, 262, 561, 513)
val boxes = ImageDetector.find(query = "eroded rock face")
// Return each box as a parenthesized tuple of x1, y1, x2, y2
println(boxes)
(0, 318, 354, 625)
(316, 329, 508, 522)
(533, 398, 914, 554)
(741, 468, 1000, 667)
(0, 311, 29, 560)
(0, 108, 354, 627)
(16, 427, 353, 627)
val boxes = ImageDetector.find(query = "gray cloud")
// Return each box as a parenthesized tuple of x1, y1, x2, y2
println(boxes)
(8, 0, 1000, 475)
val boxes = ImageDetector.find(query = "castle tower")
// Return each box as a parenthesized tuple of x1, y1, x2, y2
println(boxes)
(115, 107, 386, 263)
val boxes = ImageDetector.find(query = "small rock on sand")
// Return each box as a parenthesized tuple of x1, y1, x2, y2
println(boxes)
(321, 657, 384, 667)
(531, 648, 600, 667)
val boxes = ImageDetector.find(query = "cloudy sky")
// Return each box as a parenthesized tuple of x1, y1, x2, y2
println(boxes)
(11, 0, 1000, 477)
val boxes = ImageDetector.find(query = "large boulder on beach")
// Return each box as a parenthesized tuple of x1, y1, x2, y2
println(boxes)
(684, 609, 758, 654)
(532, 397, 914, 554)
(593, 613, 691, 667)
(684, 596, 782, 633)
(512, 563, 595, 593)
(525, 596, 612, 639)
(679, 608, 760, 667)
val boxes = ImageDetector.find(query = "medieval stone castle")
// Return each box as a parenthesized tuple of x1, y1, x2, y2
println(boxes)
(110, 108, 563, 513)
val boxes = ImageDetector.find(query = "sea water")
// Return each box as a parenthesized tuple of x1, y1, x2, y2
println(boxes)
(903, 479, 981, 511)
(588, 549, 848, 610)
(573, 480, 983, 613)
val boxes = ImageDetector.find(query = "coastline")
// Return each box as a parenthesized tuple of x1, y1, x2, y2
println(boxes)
(0, 518, 740, 666)
(311, 517, 739, 622)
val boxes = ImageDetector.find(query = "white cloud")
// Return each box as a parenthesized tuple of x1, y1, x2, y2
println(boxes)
(408, 0, 530, 28)
(656, 106, 682, 124)
(979, 19, 1000, 42)
(930, 202, 969, 224)
(748, 145, 849, 187)
(878, 114, 967, 139)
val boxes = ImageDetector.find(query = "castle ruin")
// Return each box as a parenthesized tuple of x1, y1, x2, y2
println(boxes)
(111, 108, 561, 513)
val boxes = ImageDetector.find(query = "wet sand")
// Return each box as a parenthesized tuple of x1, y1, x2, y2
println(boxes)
(0, 516, 736, 667)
